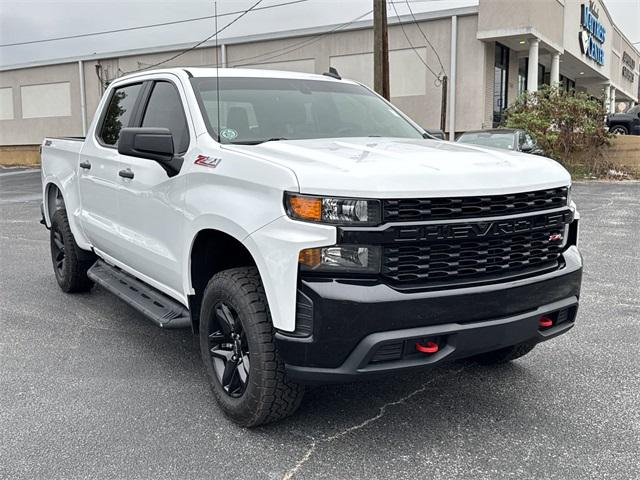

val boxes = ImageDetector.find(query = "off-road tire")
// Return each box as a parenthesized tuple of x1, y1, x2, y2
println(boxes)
(50, 209, 94, 293)
(472, 342, 536, 365)
(199, 267, 304, 427)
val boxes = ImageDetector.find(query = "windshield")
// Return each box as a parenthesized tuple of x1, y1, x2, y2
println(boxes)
(190, 77, 423, 144)
(457, 131, 516, 150)
(625, 105, 640, 115)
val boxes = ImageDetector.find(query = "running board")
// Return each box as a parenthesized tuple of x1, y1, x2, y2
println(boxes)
(87, 260, 190, 329)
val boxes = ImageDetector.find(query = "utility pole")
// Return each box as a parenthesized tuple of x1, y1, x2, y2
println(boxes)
(440, 75, 448, 132)
(373, 0, 390, 100)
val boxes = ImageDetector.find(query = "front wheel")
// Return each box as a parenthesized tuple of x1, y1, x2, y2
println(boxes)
(199, 267, 304, 427)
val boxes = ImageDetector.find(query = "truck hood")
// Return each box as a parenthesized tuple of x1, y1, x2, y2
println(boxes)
(227, 137, 571, 197)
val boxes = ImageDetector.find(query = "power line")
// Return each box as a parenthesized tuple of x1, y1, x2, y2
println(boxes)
(388, 0, 441, 82)
(228, 9, 374, 67)
(403, 0, 445, 74)
(0, 0, 308, 48)
(123, 0, 263, 74)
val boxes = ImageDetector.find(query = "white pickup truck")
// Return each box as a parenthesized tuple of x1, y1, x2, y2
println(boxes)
(41, 68, 582, 427)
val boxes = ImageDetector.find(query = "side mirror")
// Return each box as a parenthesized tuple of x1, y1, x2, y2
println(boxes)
(423, 128, 446, 140)
(118, 127, 174, 162)
(118, 127, 183, 176)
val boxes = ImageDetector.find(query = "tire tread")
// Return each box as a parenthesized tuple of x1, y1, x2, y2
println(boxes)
(200, 267, 304, 427)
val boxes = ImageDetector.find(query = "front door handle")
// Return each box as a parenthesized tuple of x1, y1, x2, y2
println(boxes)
(118, 168, 134, 179)
(79, 161, 91, 170)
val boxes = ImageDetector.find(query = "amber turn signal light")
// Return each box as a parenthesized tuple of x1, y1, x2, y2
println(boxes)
(287, 195, 322, 221)
(298, 248, 322, 267)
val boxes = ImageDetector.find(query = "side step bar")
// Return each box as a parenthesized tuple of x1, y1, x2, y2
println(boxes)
(87, 260, 190, 329)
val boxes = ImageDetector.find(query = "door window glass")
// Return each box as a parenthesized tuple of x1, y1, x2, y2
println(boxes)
(141, 82, 190, 153)
(99, 83, 142, 146)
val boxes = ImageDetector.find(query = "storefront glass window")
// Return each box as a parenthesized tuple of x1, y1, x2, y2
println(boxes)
(518, 58, 527, 97)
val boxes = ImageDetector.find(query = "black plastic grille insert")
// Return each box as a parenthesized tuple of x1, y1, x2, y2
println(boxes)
(382, 229, 564, 286)
(382, 187, 568, 223)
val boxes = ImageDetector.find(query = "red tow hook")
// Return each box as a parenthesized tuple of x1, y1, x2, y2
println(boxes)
(539, 316, 554, 328)
(415, 341, 439, 354)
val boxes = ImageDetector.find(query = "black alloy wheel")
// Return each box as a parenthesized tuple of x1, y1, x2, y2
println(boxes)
(51, 224, 67, 278)
(208, 302, 250, 398)
(199, 267, 305, 427)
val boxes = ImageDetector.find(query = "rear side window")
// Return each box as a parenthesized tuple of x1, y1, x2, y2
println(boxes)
(141, 82, 190, 153)
(99, 83, 142, 146)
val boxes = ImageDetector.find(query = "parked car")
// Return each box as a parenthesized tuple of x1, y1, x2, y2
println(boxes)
(40, 68, 582, 427)
(456, 128, 543, 154)
(606, 105, 640, 135)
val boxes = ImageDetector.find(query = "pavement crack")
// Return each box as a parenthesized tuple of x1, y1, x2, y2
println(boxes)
(282, 438, 317, 480)
(281, 366, 466, 479)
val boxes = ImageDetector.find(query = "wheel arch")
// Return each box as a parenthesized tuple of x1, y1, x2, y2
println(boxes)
(44, 181, 65, 226)
(187, 228, 258, 333)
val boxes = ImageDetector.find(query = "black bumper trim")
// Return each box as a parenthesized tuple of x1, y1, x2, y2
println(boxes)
(276, 247, 582, 378)
(285, 296, 578, 384)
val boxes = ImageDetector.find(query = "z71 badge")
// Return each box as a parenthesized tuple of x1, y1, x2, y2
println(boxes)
(194, 155, 222, 168)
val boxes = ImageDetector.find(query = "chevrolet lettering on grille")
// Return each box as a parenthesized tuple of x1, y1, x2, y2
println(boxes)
(394, 211, 570, 242)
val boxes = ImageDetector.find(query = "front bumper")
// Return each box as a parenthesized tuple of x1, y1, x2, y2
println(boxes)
(276, 246, 582, 384)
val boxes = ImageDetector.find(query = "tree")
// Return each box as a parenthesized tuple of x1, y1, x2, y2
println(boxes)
(503, 86, 612, 176)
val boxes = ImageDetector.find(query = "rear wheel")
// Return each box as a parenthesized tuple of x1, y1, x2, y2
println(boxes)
(50, 209, 94, 293)
(610, 125, 628, 135)
(472, 342, 536, 365)
(199, 267, 304, 427)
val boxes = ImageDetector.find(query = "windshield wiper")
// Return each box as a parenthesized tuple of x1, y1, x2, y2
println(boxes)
(230, 137, 288, 145)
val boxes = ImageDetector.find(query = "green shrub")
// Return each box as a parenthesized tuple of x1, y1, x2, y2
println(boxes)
(503, 86, 612, 176)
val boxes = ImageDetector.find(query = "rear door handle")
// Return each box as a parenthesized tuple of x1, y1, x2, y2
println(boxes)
(79, 161, 91, 170)
(118, 168, 134, 179)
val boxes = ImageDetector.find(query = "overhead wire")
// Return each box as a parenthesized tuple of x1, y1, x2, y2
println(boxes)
(0, 0, 309, 48)
(388, 0, 442, 84)
(123, 0, 263, 74)
(227, 9, 374, 67)
(403, 0, 445, 74)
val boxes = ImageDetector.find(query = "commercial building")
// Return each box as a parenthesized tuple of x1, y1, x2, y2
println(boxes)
(1, 0, 638, 154)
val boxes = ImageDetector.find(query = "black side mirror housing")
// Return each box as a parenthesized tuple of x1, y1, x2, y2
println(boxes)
(423, 128, 446, 140)
(118, 127, 183, 176)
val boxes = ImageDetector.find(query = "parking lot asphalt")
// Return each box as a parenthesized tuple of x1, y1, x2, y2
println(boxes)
(1, 168, 638, 480)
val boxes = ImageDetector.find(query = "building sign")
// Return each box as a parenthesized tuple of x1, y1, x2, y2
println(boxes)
(579, 1, 606, 66)
(621, 51, 635, 83)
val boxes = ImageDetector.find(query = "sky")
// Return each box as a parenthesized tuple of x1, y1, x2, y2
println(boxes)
(0, 0, 638, 68)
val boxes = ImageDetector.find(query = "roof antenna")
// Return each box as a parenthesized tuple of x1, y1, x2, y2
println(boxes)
(323, 67, 341, 80)
(215, 0, 221, 143)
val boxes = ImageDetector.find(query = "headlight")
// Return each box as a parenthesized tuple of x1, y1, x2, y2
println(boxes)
(299, 245, 381, 273)
(285, 193, 381, 226)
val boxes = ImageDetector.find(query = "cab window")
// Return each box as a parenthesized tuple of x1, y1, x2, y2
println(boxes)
(141, 81, 190, 153)
(99, 83, 142, 146)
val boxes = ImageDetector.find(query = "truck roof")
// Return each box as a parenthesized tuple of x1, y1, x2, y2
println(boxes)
(117, 67, 357, 84)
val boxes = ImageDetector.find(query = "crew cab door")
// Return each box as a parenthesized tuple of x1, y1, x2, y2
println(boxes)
(115, 79, 192, 296)
(78, 82, 144, 255)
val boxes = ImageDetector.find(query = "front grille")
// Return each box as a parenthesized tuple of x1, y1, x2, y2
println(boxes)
(382, 227, 565, 286)
(382, 187, 568, 223)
